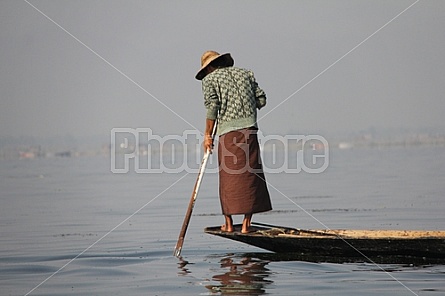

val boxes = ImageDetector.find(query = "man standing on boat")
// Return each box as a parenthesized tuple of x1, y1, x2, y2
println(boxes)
(196, 50, 272, 234)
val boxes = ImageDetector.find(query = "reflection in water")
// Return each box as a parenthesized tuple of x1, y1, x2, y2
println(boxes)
(205, 255, 272, 295)
(177, 257, 192, 276)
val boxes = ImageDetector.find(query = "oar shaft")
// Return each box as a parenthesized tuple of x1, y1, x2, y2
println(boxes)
(174, 121, 217, 257)
(173, 150, 211, 257)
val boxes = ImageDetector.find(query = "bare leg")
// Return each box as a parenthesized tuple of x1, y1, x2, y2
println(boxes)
(221, 215, 233, 232)
(241, 213, 252, 233)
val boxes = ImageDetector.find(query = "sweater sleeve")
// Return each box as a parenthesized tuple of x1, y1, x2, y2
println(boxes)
(202, 78, 220, 120)
(249, 70, 267, 110)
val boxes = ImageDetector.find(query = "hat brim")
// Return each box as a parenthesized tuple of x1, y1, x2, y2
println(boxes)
(195, 53, 234, 80)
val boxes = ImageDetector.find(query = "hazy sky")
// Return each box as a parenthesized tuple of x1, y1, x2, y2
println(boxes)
(1, 0, 444, 139)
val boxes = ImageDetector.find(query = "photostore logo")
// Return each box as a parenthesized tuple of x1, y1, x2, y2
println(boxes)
(111, 128, 329, 174)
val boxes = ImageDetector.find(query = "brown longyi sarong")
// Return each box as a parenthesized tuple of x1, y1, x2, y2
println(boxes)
(218, 127, 272, 215)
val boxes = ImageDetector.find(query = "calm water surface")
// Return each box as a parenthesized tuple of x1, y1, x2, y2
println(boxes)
(1, 145, 444, 295)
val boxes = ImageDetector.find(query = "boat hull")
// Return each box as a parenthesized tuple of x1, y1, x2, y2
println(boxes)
(204, 224, 445, 263)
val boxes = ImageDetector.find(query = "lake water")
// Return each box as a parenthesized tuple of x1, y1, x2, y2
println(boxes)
(1, 145, 444, 295)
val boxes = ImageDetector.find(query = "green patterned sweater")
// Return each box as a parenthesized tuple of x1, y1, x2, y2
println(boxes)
(202, 67, 267, 136)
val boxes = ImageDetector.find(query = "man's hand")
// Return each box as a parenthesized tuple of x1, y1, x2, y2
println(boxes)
(204, 118, 216, 154)
(204, 135, 214, 154)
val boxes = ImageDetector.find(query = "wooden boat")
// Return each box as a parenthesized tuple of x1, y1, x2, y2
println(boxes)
(204, 223, 445, 263)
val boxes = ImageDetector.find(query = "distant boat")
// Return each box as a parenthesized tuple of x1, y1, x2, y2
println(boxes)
(55, 151, 71, 157)
(205, 223, 445, 264)
(338, 142, 353, 149)
(19, 151, 35, 159)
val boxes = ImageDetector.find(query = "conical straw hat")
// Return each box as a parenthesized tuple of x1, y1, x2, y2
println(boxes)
(195, 50, 234, 80)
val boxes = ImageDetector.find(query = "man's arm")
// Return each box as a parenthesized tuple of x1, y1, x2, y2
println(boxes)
(204, 118, 216, 153)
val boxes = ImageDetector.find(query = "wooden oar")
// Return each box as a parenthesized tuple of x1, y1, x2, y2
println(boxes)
(173, 122, 217, 257)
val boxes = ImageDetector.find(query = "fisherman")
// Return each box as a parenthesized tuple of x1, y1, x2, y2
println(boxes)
(196, 50, 272, 233)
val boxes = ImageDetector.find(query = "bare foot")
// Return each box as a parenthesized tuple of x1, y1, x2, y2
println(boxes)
(241, 228, 253, 234)
(221, 224, 233, 232)
(221, 215, 233, 232)
(241, 214, 252, 233)
(241, 223, 253, 233)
